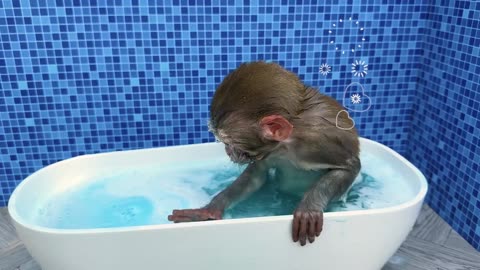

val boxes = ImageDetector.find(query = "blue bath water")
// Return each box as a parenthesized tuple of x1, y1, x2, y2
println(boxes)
(34, 151, 415, 229)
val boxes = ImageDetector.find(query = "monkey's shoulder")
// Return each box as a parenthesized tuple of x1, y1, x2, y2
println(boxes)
(300, 89, 350, 126)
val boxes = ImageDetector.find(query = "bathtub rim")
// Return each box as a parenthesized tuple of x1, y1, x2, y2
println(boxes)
(8, 137, 428, 235)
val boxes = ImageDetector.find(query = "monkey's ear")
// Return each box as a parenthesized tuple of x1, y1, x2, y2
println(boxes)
(260, 115, 293, 141)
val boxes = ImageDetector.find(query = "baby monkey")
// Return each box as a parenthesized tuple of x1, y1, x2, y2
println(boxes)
(168, 61, 360, 246)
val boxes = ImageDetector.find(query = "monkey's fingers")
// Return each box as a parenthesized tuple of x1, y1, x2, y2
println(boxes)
(178, 209, 222, 220)
(168, 215, 196, 223)
(315, 213, 324, 236)
(170, 209, 222, 222)
(308, 219, 316, 243)
(298, 216, 308, 246)
(170, 212, 207, 221)
(168, 212, 196, 222)
(292, 213, 301, 242)
(171, 209, 199, 215)
(293, 210, 324, 246)
(169, 209, 203, 222)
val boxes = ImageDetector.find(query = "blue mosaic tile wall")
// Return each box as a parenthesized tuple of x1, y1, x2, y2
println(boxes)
(4, 0, 477, 250)
(0, 0, 427, 207)
(407, 0, 480, 250)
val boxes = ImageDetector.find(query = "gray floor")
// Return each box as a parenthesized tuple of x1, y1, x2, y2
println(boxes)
(0, 204, 479, 270)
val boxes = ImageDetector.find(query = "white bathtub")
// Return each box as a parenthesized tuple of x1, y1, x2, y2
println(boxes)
(8, 138, 427, 270)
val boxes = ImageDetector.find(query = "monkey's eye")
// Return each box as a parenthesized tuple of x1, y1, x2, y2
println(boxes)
(213, 135, 222, 143)
(237, 146, 259, 157)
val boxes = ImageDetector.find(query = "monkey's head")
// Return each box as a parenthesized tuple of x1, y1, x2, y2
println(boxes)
(209, 61, 305, 164)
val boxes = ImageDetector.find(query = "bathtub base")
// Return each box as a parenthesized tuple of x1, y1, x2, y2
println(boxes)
(14, 204, 421, 270)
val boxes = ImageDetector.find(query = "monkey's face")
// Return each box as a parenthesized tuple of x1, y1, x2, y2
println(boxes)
(224, 143, 254, 164)
(211, 126, 267, 165)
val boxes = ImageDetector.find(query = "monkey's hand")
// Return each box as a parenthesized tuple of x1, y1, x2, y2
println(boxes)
(292, 208, 324, 246)
(168, 208, 223, 223)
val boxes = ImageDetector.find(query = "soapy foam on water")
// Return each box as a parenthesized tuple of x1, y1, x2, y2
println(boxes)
(33, 151, 415, 229)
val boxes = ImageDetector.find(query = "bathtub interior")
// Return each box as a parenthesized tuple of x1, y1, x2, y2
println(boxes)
(9, 138, 427, 230)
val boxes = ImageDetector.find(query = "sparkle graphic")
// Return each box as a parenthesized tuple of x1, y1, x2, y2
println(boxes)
(351, 93, 362, 104)
(327, 16, 366, 55)
(351, 60, 368, 77)
(319, 63, 331, 76)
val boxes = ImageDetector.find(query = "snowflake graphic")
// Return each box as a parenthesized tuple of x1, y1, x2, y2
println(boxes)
(319, 63, 331, 76)
(350, 93, 362, 104)
(351, 60, 368, 77)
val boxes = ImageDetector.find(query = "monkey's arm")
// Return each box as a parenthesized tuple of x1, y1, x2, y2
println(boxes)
(207, 161, 269, 210)
(293, 156, 360, 246)
(168, 162, 269, 223)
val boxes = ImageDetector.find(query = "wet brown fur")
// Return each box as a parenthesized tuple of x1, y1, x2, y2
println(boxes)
(209, 61, 359, 166)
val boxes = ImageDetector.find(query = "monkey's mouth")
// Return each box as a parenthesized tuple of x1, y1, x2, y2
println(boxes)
(230, 153, 253, 164)
(224, 144, 255, 164)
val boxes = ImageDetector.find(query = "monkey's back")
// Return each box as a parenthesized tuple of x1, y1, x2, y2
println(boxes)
(292, 87, 360, 166)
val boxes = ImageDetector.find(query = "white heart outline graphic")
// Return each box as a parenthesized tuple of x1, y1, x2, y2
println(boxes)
(342, 82, 372, 113)
(335, 110, 355, 130)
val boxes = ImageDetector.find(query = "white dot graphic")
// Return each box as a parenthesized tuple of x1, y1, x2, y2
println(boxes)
(327, 16, 366, 55)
